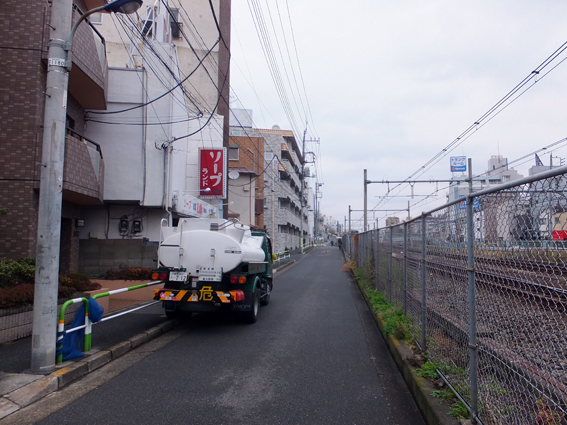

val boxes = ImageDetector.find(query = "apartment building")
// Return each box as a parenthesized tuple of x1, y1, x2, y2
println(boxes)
(0, 0, 110, 273)
(0, 0, 232, 275)
(74, 0, 231, 274)
(227, 135, 264, 229)
(255, 126, 308, 253)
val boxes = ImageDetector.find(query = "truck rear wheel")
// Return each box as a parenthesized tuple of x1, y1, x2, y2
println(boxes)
(243, 288, 259, 324)
(260, 279, 272, 306)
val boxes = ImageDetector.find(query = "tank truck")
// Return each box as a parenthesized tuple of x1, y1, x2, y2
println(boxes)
(152, 218, 274, 323)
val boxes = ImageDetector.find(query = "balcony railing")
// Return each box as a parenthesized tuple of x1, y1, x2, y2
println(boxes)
(62, 129, 104, 204)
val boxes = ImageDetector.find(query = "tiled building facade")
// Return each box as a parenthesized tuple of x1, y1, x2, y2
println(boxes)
(228, 136, 265, 229)
(253, 127, 308, 253)
(0, 0, 108, 273)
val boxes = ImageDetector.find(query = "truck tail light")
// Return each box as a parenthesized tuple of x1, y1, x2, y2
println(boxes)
(230, 275, 247, 284)
(151, 271, 168, 281)
(229, 290, 245, 301)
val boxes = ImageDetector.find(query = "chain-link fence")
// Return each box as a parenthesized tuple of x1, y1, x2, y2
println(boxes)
(351, 166, 567, 425)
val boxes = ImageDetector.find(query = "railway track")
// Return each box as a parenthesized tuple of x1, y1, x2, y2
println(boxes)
(388, 251, 567, 311)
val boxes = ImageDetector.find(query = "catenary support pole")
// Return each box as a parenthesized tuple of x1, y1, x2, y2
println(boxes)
(375, 228, 380, 291)
(421, 213, 427, 351)
(32, 0, 74, 373)
(466, 158, 479, 421)
(364, 169, 368, 231)
(389, 227, 393, 303)
(403, 221, 407, 315)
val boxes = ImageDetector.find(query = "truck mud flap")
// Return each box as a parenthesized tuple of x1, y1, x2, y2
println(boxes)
(231, 291, 253, 312)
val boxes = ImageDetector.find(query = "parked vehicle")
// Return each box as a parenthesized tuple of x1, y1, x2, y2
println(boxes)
(152, 218, 273, 323)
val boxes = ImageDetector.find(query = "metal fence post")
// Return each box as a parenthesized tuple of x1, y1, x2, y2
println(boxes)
(421, 214, 427, 351)
(375, 228, 380, 291)
(389, 227, 393, 303)
(403, 222, 407, 315)
(466, 194, 479, 421)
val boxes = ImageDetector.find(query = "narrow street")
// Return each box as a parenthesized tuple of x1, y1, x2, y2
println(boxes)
(28, 247, 424, 425)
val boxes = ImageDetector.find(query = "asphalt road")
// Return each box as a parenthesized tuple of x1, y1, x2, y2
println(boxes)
(32, 246, 425, 425)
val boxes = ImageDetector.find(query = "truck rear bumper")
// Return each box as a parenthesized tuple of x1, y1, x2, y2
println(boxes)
(155, 288, 253, 312)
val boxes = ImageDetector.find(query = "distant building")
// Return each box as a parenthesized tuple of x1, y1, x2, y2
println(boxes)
(385, 217, 400, 227)
(227, 135, 264, 229)
(229, 110, 311, 253)
(447, 155, 523, 243)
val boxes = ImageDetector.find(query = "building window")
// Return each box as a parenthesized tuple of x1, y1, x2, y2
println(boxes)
(169, 8, 182, 38)
(142, 8, 154, 37)
(228, 145, 239, 160)
(89, 12, 102, 24)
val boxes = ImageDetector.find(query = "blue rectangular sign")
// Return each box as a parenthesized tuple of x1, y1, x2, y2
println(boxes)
(459, 195, 479, 210)
(450, 156, 467, 172)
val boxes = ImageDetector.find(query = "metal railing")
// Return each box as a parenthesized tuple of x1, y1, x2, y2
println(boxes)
(274, 250, 291, 264)
(351, 165, 567, 425)
(56, 281, 163, 364)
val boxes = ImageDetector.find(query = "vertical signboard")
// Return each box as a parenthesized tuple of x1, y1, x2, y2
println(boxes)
(450, 156, 467, 172)
(199, 147, 227, 198)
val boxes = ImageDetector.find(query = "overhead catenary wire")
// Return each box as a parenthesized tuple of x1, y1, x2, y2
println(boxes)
(367, 40, 567, 217)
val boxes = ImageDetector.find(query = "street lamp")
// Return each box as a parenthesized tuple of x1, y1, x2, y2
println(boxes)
(32, 0, 142, 374)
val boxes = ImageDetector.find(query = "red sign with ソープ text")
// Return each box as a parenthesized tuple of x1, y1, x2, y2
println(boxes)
(199, 148, 226, 198)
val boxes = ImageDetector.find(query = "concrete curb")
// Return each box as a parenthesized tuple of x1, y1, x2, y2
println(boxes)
(341, 248, 460, 424)
(353, 278, 458, 425)
(0, 319, 178, 421)
(273, 259, 296, 275)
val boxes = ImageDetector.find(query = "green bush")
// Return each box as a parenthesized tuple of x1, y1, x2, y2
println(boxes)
(59, 274, 101, 292)
(0, 283, 78, 309)
(0, 258, 36, 287)
(103, 267, 153, 280)
(0, 257, 102, 308)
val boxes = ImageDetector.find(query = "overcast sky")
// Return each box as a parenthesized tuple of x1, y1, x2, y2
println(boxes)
(229, 0, 567, 231)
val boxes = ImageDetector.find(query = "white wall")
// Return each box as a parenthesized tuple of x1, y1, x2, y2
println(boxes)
(228, 174, 255, 226)
(85, 68, 145, 201)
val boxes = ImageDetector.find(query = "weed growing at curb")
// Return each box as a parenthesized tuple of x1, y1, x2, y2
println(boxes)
(417, 361, 439, 379)
(348, 257, 472, 422)
(448, 401, 470, 420)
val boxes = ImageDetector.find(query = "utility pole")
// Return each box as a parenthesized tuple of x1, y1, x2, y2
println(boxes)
(31, 0, 141, 373)
(31, 0, 75, 374)
(349, 205, 352, 234)
(299, 127, 307, 251)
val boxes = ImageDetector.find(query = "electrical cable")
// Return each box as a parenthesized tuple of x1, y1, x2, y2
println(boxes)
(368, 40, 567, 216)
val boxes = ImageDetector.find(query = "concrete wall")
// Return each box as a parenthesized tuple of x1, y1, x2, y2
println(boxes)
(79, 239, 158, 276)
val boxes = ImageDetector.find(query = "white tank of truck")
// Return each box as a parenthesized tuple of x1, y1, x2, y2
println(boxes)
(158, 218, 266, 275)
